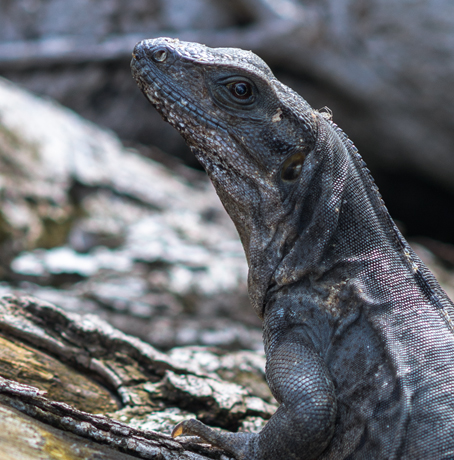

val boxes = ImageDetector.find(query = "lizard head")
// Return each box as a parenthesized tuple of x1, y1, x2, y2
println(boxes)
(131, 37, 317, 170)
(131, 38, 356, 316)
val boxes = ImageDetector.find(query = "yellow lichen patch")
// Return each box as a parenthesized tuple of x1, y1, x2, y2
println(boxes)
(0, 334, 118, 414)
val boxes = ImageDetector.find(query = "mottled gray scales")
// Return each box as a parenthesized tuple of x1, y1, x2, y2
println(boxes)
(131, 37, 454, 459)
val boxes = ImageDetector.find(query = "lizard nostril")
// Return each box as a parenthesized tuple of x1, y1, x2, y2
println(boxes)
(152, 49, 168, 63)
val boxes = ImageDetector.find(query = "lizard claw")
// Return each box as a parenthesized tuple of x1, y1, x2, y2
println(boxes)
(171, 418, 236, 445)
(171, 419, 206, 438)
(171, 420, 188, 438)
(171, 418, 252, 459)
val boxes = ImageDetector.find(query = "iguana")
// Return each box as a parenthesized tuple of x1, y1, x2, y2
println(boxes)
(131, 37, 454, 459)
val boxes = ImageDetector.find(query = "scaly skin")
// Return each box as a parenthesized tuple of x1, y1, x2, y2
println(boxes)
(131, 37, 454, 459)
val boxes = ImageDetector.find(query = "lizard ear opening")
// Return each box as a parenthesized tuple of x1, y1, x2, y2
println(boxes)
(281, 151, 306, 182)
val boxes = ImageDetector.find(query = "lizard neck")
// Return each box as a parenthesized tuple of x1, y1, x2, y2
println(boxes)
(259, 118, 406, 314)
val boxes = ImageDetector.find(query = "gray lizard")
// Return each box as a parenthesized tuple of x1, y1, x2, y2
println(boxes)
(131, 37, 454, 459)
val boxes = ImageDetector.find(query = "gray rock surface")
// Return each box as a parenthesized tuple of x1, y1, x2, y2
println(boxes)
(0, 76, 261, 351)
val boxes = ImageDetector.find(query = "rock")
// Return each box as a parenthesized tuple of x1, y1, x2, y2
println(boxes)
(0, 295, 274, 459)
(0, 76, 260, 351)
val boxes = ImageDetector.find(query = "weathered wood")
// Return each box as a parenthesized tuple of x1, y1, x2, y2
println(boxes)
(0, 334, 118, 414)
(0, 295, 274, 459)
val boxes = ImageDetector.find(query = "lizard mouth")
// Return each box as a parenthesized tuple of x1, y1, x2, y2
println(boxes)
(131, 42, 221, 137)
(131, 55, 189, 132)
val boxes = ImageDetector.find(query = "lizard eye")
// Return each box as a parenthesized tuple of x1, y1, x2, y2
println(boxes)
(211, 76, 257, 109)
(227, 81, 253, 100)
(281, 151, 306, 182)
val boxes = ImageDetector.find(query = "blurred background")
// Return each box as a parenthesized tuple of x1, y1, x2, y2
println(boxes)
(1, 0, 454, 351)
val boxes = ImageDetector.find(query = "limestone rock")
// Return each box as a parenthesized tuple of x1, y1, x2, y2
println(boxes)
(0, 76, 259, 351)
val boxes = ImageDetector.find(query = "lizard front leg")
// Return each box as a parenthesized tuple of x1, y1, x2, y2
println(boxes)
(173, 327, 337, 460)
(262, 332, 337, 459)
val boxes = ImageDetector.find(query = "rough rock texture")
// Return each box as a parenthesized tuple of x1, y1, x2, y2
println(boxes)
(1, 0, 454, 196)
(0, 76, 261, 351)
(0, 295, 275, 459)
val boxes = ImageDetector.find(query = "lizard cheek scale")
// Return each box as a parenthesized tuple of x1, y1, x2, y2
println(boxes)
(131, 37, 454, 460)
